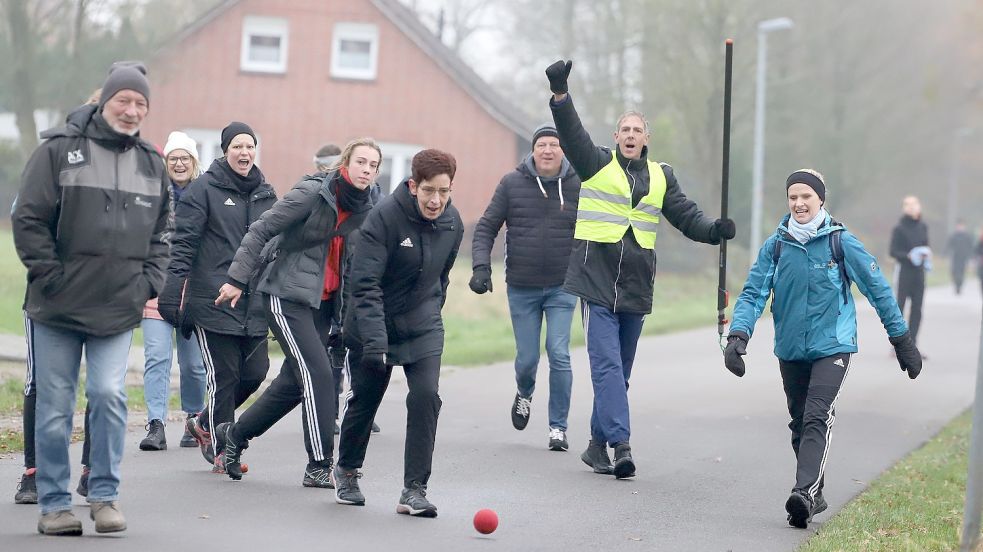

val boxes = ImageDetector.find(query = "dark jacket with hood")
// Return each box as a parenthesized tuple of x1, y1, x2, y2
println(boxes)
(226, 170, 372, 312)
(12, 104, 169, 336)
(889, 215, 930, 275)
(161, 158, 276, 336)
(471, 154, 581, 287)
(344, 180, 463, 365)
(550, 94, 720, 314)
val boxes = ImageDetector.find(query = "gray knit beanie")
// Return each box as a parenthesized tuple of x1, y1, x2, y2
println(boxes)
(99, 61, 150, 108)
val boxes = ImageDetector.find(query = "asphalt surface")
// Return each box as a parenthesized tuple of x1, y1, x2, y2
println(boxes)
(1, 285, 980, 551)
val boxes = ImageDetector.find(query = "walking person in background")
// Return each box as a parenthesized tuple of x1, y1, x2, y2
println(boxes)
(545, 59, 735, 479)
(724, 169, 921, 529)
(946, 219, 974, 295)
(470, 123, 581, 451)
(158, 122, 276, 473)
(333, 149, 463, 518)
(137, 131, 208, 451)
(889, 195, 930, 351)
(13, 61, 169, 535)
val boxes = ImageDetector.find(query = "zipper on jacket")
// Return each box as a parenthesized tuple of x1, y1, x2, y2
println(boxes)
(613, 239, 624, 312)
(242, 191, 251, 334)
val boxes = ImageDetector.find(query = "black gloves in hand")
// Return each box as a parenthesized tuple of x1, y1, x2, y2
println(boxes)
(711, 218, 737, 242)
(724, 331, 749, 377)
(889, 331, 922, 379)
(469, 266, 493, 294)
(360, 353, 388, 376)
(545, 60, 572, 94)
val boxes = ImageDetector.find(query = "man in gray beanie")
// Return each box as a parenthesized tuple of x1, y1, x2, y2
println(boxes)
(12, 60, 168, 535)
(470, 123, 582, 452)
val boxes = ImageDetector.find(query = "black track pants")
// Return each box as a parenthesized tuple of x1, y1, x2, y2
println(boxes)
(896, 268, 925, 342)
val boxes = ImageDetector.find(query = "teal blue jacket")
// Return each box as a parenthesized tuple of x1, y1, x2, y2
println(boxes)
(730, 214, 907, 362)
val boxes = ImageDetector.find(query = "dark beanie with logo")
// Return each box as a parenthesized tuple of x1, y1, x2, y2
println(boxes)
(786, 169, 826, 204)
(220, 122, 258, 153)
(99, 61, 150, 108)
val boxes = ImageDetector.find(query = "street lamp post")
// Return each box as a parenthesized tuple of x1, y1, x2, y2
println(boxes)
(947, 127, 973, 236)
(749, 17, 794, 265)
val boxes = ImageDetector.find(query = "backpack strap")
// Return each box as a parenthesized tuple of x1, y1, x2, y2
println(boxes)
(772, 239, 783, 265)
(828, 220, 851, 305)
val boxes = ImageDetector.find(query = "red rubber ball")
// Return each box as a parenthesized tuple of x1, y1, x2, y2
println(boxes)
(473, 509, 498, 534)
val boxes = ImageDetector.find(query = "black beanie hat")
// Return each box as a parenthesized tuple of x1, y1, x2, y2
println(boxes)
(786, 169, 826, 204)
(99, 61, 150, 108)
(221, 122, 257, 153)
(531, 123, 559, 149)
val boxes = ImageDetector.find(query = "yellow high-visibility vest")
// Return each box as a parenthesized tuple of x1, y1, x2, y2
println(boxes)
(574, 152, 667, 249)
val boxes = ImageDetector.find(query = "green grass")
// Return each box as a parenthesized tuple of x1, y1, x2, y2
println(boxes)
(800, 410, 980, 552)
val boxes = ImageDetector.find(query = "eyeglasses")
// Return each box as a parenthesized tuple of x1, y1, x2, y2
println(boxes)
(417, 186, 451, 199)
(167, 156, 192, 166)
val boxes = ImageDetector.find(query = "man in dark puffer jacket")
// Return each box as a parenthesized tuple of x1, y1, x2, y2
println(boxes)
(470, 124, 581, 452)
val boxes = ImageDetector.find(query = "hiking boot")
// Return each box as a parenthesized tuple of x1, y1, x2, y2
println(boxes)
(211, 452, 249, 475)
(15, 468, 38, 504)
(215, 422, 247, 480)
(139, 419, 167, 451)
(76, 466, 89, 497)
(37, 510, 83, 536)
(303, 461, 334, 489)
(331, 465, 365, 505)
(371, 421, 381, 433)
(90, 501, 127, 533)
(613, 442, 636, 479)
(581, 439, 614, 474)
(548, 427, 568, 451)
(186, 414, 214, 465)
(396, 484, 438, 518)
(786, 490, 814, 529)
(180, 415, 198, 448)
(511, 393, 531, 430)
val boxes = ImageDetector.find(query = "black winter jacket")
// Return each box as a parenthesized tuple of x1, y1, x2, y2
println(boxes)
(13, 104, 169, 336)
(227, 170, 372, 309)
(889, 215, 930, 274)
(471, 154, 580, 287)
(550, 94, 719, 314)
(162, 159, 276, 336)
(344, 180, 463, 365)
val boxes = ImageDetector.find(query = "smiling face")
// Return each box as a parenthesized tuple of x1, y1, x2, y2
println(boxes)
(225, 134, 256, 177)
(102, 89, 148, 136)
(345, 145, 381, 189)
(166, 148, 196, 187)
(408, 173, 452, 220)
(532, 136, 563, 177)
(614, 113, 649, 161)
(787, 183, 823, 224)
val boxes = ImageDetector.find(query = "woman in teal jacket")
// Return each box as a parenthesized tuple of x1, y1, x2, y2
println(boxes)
(725, 169, 922, 529)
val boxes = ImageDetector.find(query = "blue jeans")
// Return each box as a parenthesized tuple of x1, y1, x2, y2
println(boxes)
(32, 321, 132, 513)
(507, 284, 577, 430)
(581, 302, 644, 446)
(142, 318, 206, 421)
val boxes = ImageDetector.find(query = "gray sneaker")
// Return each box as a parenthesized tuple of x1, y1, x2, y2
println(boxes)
(37, 510, 83, 536)
(548, 427, 569, 451)
(90, 501, 126, 533)
(397, 484, 438, 518)
(331, 465, 365, 505)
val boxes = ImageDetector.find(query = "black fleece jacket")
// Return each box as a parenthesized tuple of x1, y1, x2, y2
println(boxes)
(889, 215, 930, 273)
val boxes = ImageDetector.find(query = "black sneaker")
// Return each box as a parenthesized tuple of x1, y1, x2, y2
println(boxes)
(180, 415, 198, 448)
(580, 439, 614, 474)
(613, 443, 636, 479)
(76, 466, 89, 497)
(548, 428, 568, 451)
(303, 461, 335, 489)
(813, 492, 828, 517)
(186, 414, 214, 465)
(139, 419, 167, 451)
(786, 490, 814, 529)
(331, 465, 365, 506)
(215, 422, 247, 481)
(15, 468, 37, 504)
(371, 421, 381, 433)
(511, 393, 531, 430)
(396, 484, 438, 518)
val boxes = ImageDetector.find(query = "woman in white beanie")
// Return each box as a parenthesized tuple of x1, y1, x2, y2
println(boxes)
(138, 131, 207, 451)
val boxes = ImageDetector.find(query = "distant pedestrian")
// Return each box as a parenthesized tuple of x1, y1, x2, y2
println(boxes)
(334, 149, 463, 518)
(470, 123, 581, 451)
(725, 169, 921, 530)
(889, 195, 930, 349)
(946, 220, 974, 295)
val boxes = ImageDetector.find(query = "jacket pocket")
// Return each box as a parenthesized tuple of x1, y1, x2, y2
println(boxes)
(386, 301, 440, 342)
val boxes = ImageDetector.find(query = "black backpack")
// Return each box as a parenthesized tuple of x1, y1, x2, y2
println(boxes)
(772, 222, 851, 305)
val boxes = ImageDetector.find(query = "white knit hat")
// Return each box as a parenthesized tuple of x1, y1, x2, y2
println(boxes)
(163, 131, 199, 159)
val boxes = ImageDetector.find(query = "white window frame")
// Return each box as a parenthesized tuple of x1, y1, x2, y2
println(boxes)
(240, 16, 289, 74)
(182, 128, 260, 169)
(330, 22, 379, 81)
(377, 142, 422, 193)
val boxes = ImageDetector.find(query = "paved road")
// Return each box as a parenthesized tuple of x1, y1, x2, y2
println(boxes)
(1, 285, 980, 550)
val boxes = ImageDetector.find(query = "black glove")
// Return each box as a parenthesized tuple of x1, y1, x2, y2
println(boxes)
(178, 307, 195, 340)
(545, 60, 572, 94)
(158, 300, 181, 328)
(469, 266, 493, 294)
(889, 331, 922, 379)
(360, 353, 388, 377)
(724, 331, 749, 377)
(711, 218, 737, 242)
(158, 276, 184, 327)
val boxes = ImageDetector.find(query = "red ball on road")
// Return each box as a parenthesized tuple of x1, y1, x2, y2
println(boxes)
(473, 509, 498, 534)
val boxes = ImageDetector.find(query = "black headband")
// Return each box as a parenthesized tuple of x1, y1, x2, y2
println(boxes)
(786, 170, 826, 203)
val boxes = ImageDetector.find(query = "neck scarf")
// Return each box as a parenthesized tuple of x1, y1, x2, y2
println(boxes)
(787, 208, 828, 244)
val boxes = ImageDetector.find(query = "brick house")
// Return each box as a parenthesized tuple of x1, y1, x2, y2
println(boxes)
(142, 0, 533, 223)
